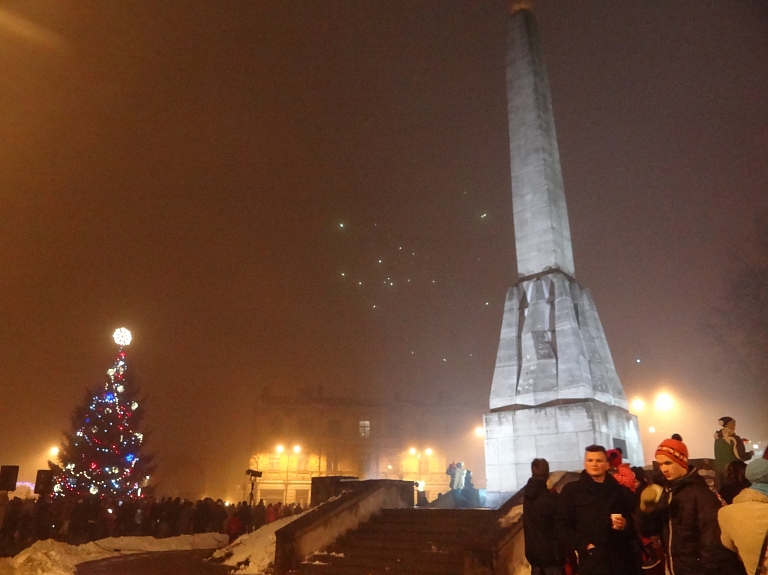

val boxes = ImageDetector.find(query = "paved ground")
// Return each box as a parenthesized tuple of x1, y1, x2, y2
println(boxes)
(76, 549, 232, 575)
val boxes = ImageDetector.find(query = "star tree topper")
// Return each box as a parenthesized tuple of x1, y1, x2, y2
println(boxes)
(113, 327, 132, 347)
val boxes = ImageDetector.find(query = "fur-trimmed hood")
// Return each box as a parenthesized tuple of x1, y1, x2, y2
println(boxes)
(732, 486, 768, 504)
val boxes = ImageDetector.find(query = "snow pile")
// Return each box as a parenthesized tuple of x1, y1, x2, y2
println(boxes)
(498, 504, 523, 528)
(212, 514, 304, 574)
(7, 484, 36, 501)
(0, 532, 227, 575)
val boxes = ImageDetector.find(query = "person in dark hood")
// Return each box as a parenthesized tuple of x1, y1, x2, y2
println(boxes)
(556, 445, 641, 575)
(523, 458, 564, 575)
(638, 437, 747, 575)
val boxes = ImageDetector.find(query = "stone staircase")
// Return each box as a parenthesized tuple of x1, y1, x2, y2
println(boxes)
(295, 508, 500, 575)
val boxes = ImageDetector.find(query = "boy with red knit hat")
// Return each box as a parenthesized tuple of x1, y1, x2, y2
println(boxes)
(637, 437, 747, 575)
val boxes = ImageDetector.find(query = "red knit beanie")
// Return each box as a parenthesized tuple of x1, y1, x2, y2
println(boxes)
(655, 438, 689, 470)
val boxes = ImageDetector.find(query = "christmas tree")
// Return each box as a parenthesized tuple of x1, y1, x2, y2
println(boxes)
(54, 328, 152, 498)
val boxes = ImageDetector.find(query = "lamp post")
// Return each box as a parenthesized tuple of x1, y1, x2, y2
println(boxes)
(277, 444, 301, 503)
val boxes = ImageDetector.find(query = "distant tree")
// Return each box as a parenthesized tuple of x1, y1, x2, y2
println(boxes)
(54, 328, 152, 499)
(714, 216, 768, 378)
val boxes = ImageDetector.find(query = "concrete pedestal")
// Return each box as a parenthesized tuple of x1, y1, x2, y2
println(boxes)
(483, 400, 641, 508)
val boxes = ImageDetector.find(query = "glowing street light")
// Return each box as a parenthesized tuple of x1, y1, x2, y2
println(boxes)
(50, 446, 59, 457)
(630, 398, 645, 413)
(654, 392, 674, 411)
(649, 427, 656, 433)
(276, 445, 284, 454)
(425, 448, 433, 456)
(409, 447, 417, 455)
(293, 445, 301, 454)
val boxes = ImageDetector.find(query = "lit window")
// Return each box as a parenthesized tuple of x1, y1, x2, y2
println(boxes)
(268, 456, 281, 471)
(359, 420, 371, 438)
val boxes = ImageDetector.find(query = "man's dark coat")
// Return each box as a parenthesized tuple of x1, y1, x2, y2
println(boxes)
(555, 471, 640, 575)
(636, 468, 746, 575)
(522, 477, 564, 568)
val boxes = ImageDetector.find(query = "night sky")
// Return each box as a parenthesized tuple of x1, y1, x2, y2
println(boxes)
(1, 1, 766, 492)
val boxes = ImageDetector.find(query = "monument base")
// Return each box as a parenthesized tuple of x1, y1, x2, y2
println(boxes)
(483, 399, 641, 508)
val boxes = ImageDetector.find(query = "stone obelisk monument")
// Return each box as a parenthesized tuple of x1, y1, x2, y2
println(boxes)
(483, 1, 642, 507)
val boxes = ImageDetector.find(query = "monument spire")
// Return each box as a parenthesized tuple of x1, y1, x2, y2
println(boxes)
(483, 4, 641, 507)
(506, 1, 574, 278)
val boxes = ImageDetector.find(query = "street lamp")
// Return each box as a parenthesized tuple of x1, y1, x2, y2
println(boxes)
(278, 444, 301, 503)
(654, 392, 674, 411)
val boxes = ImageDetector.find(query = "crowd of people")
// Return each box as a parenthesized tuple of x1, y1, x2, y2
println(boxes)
(0, 494, 303, 557)
(1, 414, 764, 573)
(522, 428, 767, 575)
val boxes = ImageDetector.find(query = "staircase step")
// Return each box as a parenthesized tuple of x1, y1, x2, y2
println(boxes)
(340, 531, 474, 549)
(311, 546, 461, 565)
(293, 508, 503, 575)
(332, 536, 466, 553)
(354, 521, 491, 536)
(301, 555, 462, 575)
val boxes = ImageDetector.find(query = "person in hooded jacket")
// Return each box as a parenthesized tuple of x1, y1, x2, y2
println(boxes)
(637, 437, 746, 575)
(556, 445, 641, 575)
(719, 458, 768, 575)
(523, 458, 565, 575)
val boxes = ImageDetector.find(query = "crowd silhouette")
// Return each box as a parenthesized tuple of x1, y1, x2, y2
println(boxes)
(0, 495, 302, 557)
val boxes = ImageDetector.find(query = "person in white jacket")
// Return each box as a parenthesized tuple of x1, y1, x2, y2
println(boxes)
(450, 461, 466, 491)
(719, 458, 768, 575)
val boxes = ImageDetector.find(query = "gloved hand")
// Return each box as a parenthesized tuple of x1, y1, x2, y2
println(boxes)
(639, 484, 663, 512)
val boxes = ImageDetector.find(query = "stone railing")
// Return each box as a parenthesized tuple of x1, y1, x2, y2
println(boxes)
(273, 479, 414, 573)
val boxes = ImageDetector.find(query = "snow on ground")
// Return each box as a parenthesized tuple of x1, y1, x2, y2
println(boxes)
(0, 532, 228, 575)
(498, 504, 523, 528)
(211, 513, 304, 574)
(7, 485, 36, 501)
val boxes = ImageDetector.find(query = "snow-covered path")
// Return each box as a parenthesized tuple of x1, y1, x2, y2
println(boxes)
(75, 550, 228, 575)
(0, 533, 228, 575)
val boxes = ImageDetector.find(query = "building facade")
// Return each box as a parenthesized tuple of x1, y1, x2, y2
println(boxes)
(245, 387, 485, 505)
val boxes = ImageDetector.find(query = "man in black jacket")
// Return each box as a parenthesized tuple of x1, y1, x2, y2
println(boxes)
(555, 445, 640, 575)
(637, 437, 746, 575)
(523, 458, 564, 575)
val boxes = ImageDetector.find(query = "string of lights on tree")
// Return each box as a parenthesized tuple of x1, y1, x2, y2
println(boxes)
(53, 328, 151, 499)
